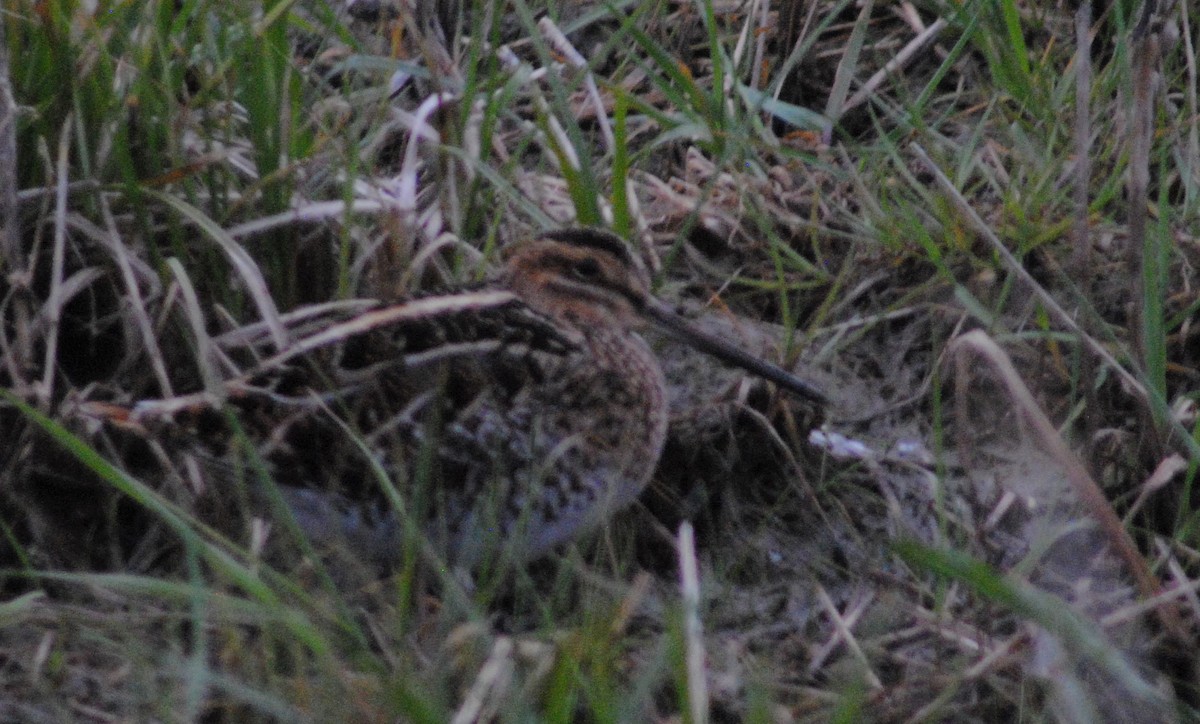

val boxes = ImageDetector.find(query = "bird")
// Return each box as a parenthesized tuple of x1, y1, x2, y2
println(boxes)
(89, 228, 827, 568)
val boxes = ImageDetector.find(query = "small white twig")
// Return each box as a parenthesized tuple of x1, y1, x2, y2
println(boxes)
(806, 588, 874, 676)
(543, 112, 581, 170)
(393, 91, 458, 235)
(816, 585, 882, 690)
(452, 636, 514, 724)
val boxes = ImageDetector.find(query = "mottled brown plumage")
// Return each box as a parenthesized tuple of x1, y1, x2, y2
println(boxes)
(90, 229, 826, 566)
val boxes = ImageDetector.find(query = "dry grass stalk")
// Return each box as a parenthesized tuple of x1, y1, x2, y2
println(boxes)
(842, 18, 946, 113)
(1070, 2, 1093, 277)
(0, 16, 15, 260)
(679, 521, 709, 724)
(947, 330, 1186, 641)
(1125, 4, 1158, 372)
(38, 118, 73, 409)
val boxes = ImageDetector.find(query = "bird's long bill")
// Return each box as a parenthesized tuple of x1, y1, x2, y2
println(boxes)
(643, 298, 828, 405)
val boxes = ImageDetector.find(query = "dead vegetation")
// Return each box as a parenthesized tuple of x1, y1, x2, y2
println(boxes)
(1, 0, 1199, 721)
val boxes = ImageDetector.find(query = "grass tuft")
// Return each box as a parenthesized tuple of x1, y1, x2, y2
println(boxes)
(2, 0, 1199, 719)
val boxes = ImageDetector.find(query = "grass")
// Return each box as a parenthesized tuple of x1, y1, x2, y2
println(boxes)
(2, 0, 1199, 720)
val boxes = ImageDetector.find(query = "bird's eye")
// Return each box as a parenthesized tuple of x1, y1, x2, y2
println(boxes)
(573, 258, 602, 279)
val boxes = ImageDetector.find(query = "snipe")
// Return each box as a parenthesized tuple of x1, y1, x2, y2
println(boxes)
(94, 229, 826, 566)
